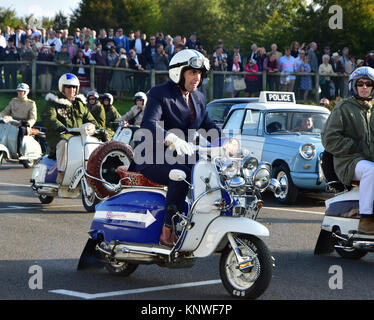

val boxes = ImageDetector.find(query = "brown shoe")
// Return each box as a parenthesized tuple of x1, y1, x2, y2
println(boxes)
(159, 225, 178, 247)
(56, 171, 64, 184)
(358, 216, 374, 235)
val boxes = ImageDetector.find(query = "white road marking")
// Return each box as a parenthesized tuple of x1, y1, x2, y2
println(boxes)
(0, 182, 30, 187)
(264, 206, 324, 215)
(50, 279, 222, 299)
(0, 204, 83, 211)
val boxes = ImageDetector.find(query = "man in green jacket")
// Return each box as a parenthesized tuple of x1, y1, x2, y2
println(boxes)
(86, 90, 106, 129)
(102, 93, 121, 139)
(42, 73, 100, 184)
(322, 66, 374, 234)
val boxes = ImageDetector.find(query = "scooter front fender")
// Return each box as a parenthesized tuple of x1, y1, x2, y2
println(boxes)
(192, 216, 269, 258)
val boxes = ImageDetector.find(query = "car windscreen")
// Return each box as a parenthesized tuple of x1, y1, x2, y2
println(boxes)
(207, 103, 233, 123)
(265, 111, 329, 134)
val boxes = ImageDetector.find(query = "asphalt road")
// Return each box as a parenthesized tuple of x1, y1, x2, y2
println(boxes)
(1, 161, 374, 303)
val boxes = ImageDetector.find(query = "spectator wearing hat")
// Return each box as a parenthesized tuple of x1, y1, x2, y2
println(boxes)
(37, 45, 54, 92)
(321, 46, 331, 64)
(3, 37, 20, 89)
(54, 44, 72, 79)
(331, 52, 345, 98)
(227, 45, 244, 71)
(72, 49, 90, 93)
(19, 39, 37, 87)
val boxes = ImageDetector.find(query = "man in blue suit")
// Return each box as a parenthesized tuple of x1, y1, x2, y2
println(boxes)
(134, 49, 221, 246)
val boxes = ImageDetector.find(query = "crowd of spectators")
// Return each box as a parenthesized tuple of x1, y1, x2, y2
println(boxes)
(0, 25, 373, 101)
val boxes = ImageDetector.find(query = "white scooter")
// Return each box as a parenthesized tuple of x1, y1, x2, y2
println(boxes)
(315, 151, 374, 259)
(0, 117, 42, 168)
(30, 123, 102, 213)
(78, 139, 281, 299)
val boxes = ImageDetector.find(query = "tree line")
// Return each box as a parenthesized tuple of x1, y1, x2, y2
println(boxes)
(0, 0, 373, 57)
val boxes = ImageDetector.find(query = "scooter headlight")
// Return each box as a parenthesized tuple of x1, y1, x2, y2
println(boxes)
(85, 123, 96, 136)
(221, 159, 240, 180)
(299, 143, 316, 160)
(241, 156, 258, 179)
(253, 162, 271, 190)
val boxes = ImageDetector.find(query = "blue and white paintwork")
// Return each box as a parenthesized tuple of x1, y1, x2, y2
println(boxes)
(223, 92, 330, 192)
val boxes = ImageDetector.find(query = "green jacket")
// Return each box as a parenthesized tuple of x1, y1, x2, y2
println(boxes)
(321, 97, 374, 185)
(88, 102, 106, 129)
(41, 92, 100, 154)
(105, 105, 121, 138)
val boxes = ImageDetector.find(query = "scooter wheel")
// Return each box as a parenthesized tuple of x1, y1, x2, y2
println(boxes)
(38, 194, 54, 204)
(220, 234, 273, 299)
(105, 260, 138, 277)
(87, 141, 134, 198)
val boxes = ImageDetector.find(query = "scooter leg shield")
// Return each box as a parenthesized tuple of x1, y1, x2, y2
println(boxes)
(314, 229, 335, 255)
(77, 238, 105, 270)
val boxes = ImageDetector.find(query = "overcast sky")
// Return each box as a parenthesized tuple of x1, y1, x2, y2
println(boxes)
(3, 0, 80, 18)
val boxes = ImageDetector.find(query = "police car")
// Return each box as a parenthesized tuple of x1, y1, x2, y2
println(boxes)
(222, 91, 330, 204)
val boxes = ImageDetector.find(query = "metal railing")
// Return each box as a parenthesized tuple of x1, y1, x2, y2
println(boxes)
(0, 60, 348, 103)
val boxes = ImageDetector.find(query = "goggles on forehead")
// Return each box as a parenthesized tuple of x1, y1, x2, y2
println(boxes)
(169, 56, 208, 71)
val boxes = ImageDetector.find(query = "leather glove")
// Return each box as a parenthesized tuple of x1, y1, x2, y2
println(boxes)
(165, 133, 194, 156)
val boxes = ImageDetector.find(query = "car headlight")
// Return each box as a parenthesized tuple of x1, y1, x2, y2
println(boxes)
(253, 162, 271, 190)
(221, 159, 240, 179)
(299, 143, 316, 160)
(241, 156, 258, 179)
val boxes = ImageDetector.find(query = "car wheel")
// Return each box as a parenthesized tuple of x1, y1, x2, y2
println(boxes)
(273, 164, 298, 204)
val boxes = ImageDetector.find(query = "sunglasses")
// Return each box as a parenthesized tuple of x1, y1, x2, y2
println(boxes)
(64, 85, 77, 89)
(357, 81, 374, 87)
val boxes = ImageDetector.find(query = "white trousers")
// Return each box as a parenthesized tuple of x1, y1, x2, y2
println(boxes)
(56, 140, 68, 172)
(353, 160, 374, 215)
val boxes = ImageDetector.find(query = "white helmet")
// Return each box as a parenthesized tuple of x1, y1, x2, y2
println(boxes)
(102, 93, 114, 105)
(58, 73, 80, 94)
(86, 90, 99, 100)
(133, 91, 147, 106)
(169, 49, 210, 87)
(16, 83, 30, 95)
(349, 66, 374, 100)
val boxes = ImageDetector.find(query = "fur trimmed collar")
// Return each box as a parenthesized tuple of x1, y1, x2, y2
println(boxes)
(45, 93, 87, 106)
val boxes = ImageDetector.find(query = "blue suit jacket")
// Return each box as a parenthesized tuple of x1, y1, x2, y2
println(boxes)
(135, 81, 220, 171)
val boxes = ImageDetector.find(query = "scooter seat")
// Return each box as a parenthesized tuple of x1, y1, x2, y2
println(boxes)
(117, 166, 166, 188)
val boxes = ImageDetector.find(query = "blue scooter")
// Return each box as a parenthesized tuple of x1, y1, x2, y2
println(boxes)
(78, 140, 281, 299)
